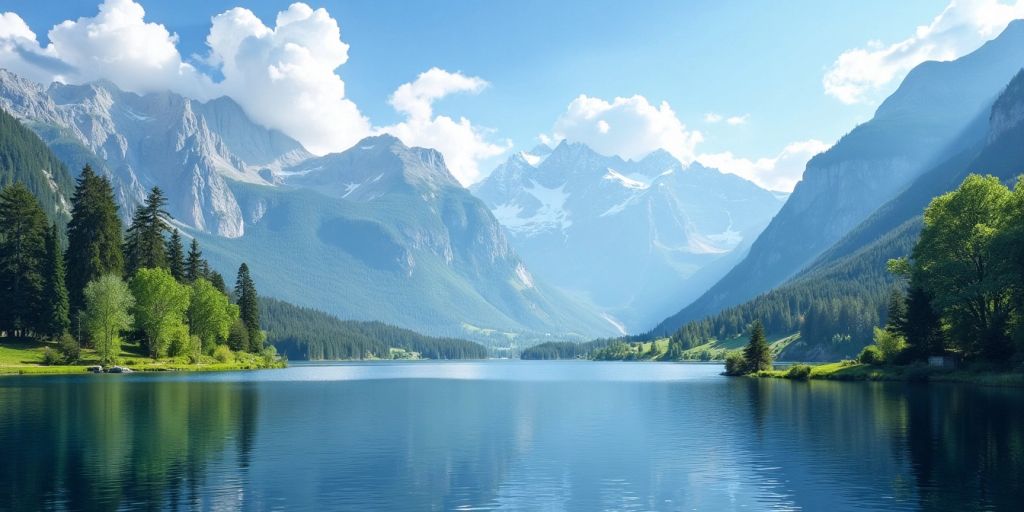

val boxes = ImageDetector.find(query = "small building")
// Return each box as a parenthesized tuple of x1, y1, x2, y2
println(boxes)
(928, 354, 960, 369)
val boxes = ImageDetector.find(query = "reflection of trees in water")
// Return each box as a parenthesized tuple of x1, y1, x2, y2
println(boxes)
(0, 378, 257, 511)
(904, 385, 1024, 511)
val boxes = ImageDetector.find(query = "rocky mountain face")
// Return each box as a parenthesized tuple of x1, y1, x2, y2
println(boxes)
(472, 141, 785, 331)
(653, 19, 1024, 335)
(0, 70, 311, 238)
(0, 72, 617, 341)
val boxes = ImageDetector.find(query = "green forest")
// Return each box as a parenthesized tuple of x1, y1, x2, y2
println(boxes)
(0, 167, 278, 368)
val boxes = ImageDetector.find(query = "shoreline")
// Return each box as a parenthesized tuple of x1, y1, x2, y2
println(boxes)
(753, 361, 1024, 388)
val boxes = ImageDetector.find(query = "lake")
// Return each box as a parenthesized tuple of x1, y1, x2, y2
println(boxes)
(0, 361, 1021, 511)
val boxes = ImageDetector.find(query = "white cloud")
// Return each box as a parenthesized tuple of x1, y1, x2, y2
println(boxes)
(725, 114, 749, 125)
(206, 3, 371, 154)
(698, 139, 831, 192)
(824, 0, 1024, 104)
(552, 95, 703, 163)
(0, 1, 509, 176)
(382, 68, 510, 185)
(704, 112, 723, 123)
(0, 1, 211, 97)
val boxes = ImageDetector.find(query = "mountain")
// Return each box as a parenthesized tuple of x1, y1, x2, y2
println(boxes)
(0, 107, 73, 226)
(659, 65, 1024, 362)
(0, 72, 617, 342)
(653, 20, 1024, 336)
(0, 70, 310, 238)
(472, 141, 785, 331)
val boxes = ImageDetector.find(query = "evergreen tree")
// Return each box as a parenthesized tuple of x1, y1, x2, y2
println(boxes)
(66, 165, 124, 320)
(166, 229, 185, 282)
(185, 238, 203, 282)
(885, 288, 907, 336)
(235, 263, 262, 352)
(0, 184, 47, 335)
(227, 317, 249, 352)
(124, 187, 170, 275)
(40, 223, 70, 338)
(209, 271, 227, 296)
(902, 284, 945, 360)
(742, 321, 772, 373)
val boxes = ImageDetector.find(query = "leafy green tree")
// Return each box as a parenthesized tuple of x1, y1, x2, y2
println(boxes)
(724, 352, 747, 376)
(227, 318, 249, 352)
(124, 187, 170, 275)
(872, 326, 905, 363)
(83, 274, 134, 365)
(0, 183, 47, 335)
(188, 278, 239, 351)
(185, 238, 203, 282)
(743, 321, 772, 373)
(130, 267, 191, 359)
(913, 174, 1015, 360)
(166, 229, 185, 282)
(41, 223, 70, 338)
(66, 165, 123, 321)
(235, 263, 262, 352)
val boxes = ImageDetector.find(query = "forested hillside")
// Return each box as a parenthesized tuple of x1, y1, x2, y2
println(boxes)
(261, 298, 488, 360)
(0, 108, 73, 227)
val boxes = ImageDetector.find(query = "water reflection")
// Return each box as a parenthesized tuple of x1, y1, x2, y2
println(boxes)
(0, 362, 1020, 511)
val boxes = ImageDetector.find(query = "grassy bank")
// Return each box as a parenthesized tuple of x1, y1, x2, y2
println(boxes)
(756, 360, 1024, 387)
(0, 338, 285, 376)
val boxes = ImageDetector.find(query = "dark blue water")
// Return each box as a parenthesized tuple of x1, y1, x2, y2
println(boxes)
(0, 361, 1021, 511)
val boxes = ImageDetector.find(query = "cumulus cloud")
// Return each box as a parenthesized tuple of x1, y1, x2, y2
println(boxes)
(0, 1, 210, 97)
(698, 139, 831, 192)
(382, 68, 511, 185)
(0, 1, 514, 176)
(206, 3, 371, 154)
(552, 95, 703, 163)
(703, 112, 723, 123)
(824, 0, 1024, 104)
(725, 114, 749, 125)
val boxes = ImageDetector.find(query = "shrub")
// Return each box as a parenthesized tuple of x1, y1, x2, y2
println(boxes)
(785, 364, 812, 380)
(213, 344, 234, 363)
(57, 334, 81, 364)
(41, 347, 62, 366)
(873, 326, 906, 363)
(859, 345, 883, 365)
(724, 352, 748, 376)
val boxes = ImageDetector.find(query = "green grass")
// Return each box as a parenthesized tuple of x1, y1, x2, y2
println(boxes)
(0, 339, 285, 376)
(679, 334, 799, 361)
(757, 361, 1024, 387)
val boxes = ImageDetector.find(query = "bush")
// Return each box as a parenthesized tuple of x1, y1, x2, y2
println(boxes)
(57, 334, 81, 364)
(213, 344, 234, 363)
(785, 364, 812, 380)
(724, 352, 748, 376)
(41, 347, 62, 366)
(859, 345, 883, 365)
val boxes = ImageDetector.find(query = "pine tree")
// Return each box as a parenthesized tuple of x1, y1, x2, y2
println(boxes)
(124, 187, 170, 275)
(885, 288, 907, 336)
(166, 229, 185, 282)
(0, 184, 47, 335)
(66, 165, 124, 321)
(902, 284, 945, 360)
(185, 238, 203, 282)
(209, 271, 227, 296)
(41, 223, 70, 338)
(743, 320, 772, 373)
(235, 263, 262, 352)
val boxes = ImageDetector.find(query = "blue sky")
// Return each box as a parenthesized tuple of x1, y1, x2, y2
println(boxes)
(2, 0, 1021, 189)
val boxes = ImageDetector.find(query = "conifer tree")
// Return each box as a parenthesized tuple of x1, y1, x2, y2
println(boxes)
(902, 284, 945, 360)
(124, 187, 170, 274)
(167, 229, 185, 281)
(885, 288, 907, 336)
(65, 165, 124, 320)
(0, 184, 47, 335)
(209, 271, 227, 296)
(41, 223, 70, 338)
(185, 238, 203, 282)
(235, 263, 262, 352)
(742, 321, 772, 373)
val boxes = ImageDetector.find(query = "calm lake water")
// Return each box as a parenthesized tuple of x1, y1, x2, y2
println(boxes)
(0, 361, 1021, 511)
